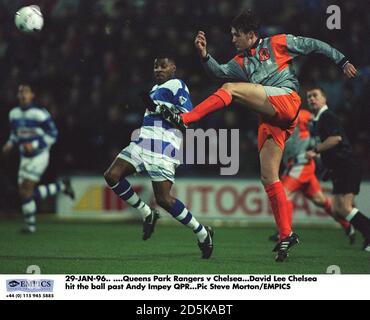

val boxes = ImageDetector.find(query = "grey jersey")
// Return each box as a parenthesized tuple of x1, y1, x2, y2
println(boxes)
(203, 34, 347, 92)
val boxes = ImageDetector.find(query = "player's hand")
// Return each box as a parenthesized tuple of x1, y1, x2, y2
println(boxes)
(343, 63, 357, 78)
(194, 31, 208, 59)
(22, 142, 34, 155)
(305, 150, 318, 160)
(2, 143, 13, 156)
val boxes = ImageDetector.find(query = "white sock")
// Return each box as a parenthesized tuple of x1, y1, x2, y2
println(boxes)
(125, 192, 152, 220)
(174, 207, 208, 242)
(345, 208, 359, 222)
(22, 199, 37, 231)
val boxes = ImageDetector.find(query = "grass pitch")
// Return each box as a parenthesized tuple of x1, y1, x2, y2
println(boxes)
(0, 219, 369, 274)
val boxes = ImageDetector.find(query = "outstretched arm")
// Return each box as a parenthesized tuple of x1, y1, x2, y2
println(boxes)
(2, 116, 18, 156)
(286, 34, 357, 78)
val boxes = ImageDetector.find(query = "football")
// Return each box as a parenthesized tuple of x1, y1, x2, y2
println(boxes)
(15, 5, 44, 33)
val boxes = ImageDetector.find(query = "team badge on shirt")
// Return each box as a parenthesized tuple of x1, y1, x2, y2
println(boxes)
(258, 48, 270, 61)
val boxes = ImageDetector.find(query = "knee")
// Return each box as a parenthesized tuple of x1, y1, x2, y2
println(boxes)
(260, 175, 268, 186)
(312, 196, 324, 207)
(260, 174, 275, 187)
(221, 82, 235, 94)
(19, 186, 33, 201)
(156, 195, 175, 211)
(333, 203, 352, 216)
(104, 168, 121, 187)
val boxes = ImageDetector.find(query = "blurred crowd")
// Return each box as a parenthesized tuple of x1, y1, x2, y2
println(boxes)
(0, 0, 369, 189)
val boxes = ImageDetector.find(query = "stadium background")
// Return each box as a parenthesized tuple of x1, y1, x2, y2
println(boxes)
(0, 0, 369, 273)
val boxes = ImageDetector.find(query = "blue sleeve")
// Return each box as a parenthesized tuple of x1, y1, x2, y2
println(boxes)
(41, 117, 58, 147)
(7, 126, 18, 146)
(173, 83, 193, 112)
(154, 79, 193, 113)
(7, 114, 18, 146)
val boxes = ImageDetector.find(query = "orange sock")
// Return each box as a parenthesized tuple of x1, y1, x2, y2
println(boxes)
(324, 198, 350, 230)
(265, 181, 292, 240)
(182, 88, 232, 125)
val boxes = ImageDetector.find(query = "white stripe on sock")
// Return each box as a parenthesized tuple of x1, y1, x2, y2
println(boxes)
(38, 186, 48, 199)
(187, 216, 200, 230)
(124, 192, 151, 220)
(58, 181, 66, 192)
(22, 200, 36, 224)
(25, 215, 36, 224)
(125, 192, 139, 206)
(22, 200, 36, 214)
(119, 188, 131, 197)
(137, 202, 152, 219)
(176, 208, 188, 221)
(346, 208, 359, 222)
(111, 182, 120, 189)
(137, 202, 151, 213)
(48, 183, 57, 195)
(197, 226, 208, 242)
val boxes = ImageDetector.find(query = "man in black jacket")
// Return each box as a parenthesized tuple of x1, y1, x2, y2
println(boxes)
(306, 87, 370, 252)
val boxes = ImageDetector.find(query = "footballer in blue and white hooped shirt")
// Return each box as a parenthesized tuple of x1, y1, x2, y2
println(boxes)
(133, 76, 192, 167)
(2, 83, 75, 233)
(104, 56, 214, 259)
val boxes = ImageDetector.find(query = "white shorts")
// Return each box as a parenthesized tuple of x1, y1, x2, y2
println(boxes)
(117, 143, 178, 183)
(18, 151, 50, 185)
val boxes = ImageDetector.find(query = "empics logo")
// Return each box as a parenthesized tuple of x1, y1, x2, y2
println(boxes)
(8, 280, 20, 288)
(6, 279, 54, 292)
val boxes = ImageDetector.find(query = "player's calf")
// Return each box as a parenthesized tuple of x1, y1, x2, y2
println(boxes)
(20, 197, 37, 234)
(155, 194, 176, 212)
(19, 181, 37, 233)
(107, 176, 153, 228)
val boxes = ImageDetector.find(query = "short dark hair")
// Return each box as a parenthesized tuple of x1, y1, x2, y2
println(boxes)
(19, 82, 34, 90)
(307, 86, 326, 98)
(231, 9, 260, 34)
(18, 82, 38, 95)
(154, 54, 176, 65)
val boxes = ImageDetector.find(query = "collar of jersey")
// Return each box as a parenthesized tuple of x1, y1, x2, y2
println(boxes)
(246, 37, 262, 56)
(313, 105, 329, 121)
(19, 103, 35, 111)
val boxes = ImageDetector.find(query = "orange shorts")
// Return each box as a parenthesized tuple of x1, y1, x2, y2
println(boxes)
(281, 161, 322, 198)
(258, 88, 301, 151)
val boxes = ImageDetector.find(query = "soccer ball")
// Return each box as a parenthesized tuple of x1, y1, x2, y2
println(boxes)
(15, 6, 44, 33)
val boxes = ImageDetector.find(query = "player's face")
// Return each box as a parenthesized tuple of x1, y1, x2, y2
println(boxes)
(231, 28, 255, 52)
(306, 89, 327, 113)
(17, 85, 35, 106)
(154, 58, 176, 84)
